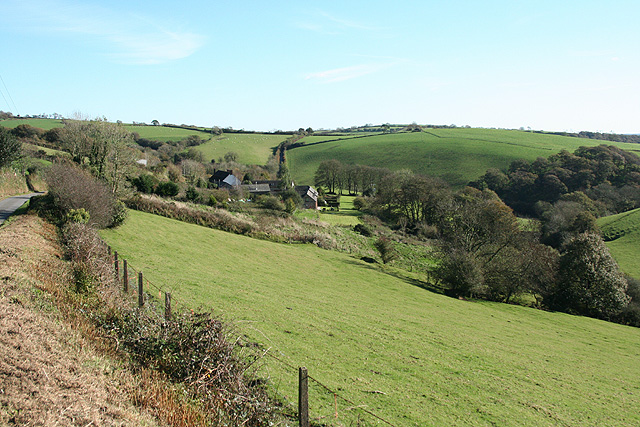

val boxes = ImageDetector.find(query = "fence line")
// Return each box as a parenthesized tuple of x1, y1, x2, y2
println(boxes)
(264, 352, 397, 427)
(107, 243, 397, 427)
(108, 245, 189, 313)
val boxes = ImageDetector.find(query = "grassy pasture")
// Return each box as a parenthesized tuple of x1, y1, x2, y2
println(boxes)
(0, 118, 63, 130)
(599, 208, 640, 279)
(123, 125, 212, 143)
(288, 129, 640, 188)
(195, 133, 288, 165)
(102, 210, 640, 426)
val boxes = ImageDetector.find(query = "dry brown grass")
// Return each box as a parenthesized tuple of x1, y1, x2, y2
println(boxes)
(0, 213, 163, 426)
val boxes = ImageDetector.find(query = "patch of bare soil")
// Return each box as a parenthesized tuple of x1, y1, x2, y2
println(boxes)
(0, 214, 161, 426)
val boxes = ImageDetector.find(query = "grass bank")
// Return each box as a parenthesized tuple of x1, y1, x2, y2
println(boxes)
(102, 209, 640, 426)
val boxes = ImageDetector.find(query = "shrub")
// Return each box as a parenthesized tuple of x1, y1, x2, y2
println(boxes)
(66, 208, 90, 224)
(155, 181, 180, 197)
(46, 162, 119, 229)
(0, 126, 21, 168)
(110, 200, 128, 228)
(284, 198, 297, 214)
(353, 196, 368, 211)
(374, 236, 398, 264)
(281, 189, 302, 210)
(185, 186, 201, 203)
(132, 174, 157, 194)
(550, 232, 630, 319)
(414, 222, 439, 239)
(353, 223, 372, 237)
(61, 222, 116, 290)
(257, 195, 285, 211)
(208, 195, 218, 206)
(433, 249, 484, 297)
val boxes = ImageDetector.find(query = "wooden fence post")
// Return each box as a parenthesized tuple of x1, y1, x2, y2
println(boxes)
(299, 367, 309, 427)
(108, 245, 111, 256)
(123, 259, 128, 293)
(165, 292, 171, 320)
(138, 272, 144, 307)
(114, 251, 119, 281)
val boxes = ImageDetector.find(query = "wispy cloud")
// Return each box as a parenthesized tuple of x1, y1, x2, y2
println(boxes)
(3, 0, 204, 64)
(317, 11, 386, 32)
(295, 9, 389, 35)
(305, 63, 392, 83)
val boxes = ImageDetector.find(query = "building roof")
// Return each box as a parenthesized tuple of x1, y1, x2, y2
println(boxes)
(241, 183, 271, 193)
(295, 185, 318, 201)
(211, 170, 232, 181)
(222, 174, 242, 187)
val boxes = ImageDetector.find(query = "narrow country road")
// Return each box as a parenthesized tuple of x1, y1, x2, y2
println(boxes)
(0, 193, 43, 225)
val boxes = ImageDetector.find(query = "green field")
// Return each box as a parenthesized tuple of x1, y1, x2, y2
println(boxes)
(0, 119, 214, 143)
(599, 208, 640, 279)
(123, 125, 213, 143)
(195, 133, 288, 165)
(102, 210, 640, 426)
(288, 129, 640, 187)
(0, 118, 63, 130)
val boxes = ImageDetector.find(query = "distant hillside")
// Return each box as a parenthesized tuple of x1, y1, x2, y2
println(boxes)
(195, 133, 288, 165)
(599, 208, 640, 278)
(0, 118, 63, 130)
(287, 128, 640, 187)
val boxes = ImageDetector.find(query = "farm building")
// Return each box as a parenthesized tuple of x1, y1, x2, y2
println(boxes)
(241, 183, 271, 196)
(252, 180, 295, 194)
(247, 181, 318, 209)
(209, 170, 242, 189)
(294, 185, 319, 209)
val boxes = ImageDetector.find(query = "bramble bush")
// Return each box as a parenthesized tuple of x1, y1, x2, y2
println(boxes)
(60, 221, 278, 426)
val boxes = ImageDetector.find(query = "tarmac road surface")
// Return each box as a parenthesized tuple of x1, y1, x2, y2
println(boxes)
(0, 193, 43, 225)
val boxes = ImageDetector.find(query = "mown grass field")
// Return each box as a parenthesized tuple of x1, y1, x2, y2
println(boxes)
(195, 133, 288, 165)
(288, 129, 640, 187)
(599, 208, 640, 279)
(102, 210, 640, 426)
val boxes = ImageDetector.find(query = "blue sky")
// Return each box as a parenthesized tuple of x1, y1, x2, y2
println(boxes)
(1, 0, 639, 133)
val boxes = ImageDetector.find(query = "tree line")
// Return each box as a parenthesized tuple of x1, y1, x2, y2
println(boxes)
(316, 158, 639, 326)
(470, 145, 640, 216)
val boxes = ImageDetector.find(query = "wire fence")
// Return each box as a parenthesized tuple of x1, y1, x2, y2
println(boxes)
(105, 242, 397, 427)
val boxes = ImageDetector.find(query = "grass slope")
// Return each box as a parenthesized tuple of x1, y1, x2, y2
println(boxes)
(599, 208, 640, 279)
(288, 129, 640, 187)
(102, 210, 640, 426)
(195, 133, 288, 165)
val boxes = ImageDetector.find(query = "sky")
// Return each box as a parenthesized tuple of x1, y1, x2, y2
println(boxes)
(1, 0, 639, 133)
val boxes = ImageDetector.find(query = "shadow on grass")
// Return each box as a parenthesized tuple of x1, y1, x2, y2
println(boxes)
(341, 258, 444, 295)
(385, 269, 444, 294)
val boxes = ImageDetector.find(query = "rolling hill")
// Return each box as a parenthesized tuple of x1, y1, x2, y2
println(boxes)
(287, 128, 640, 187)
(101, 209, 640, 426)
